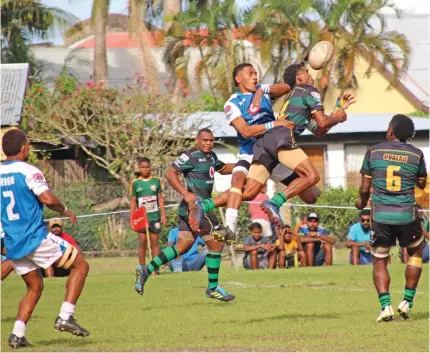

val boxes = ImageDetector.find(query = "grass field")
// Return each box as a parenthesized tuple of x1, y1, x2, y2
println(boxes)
(1, 250, 429, 352)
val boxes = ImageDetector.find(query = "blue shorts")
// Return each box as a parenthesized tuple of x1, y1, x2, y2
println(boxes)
(349, 251, 372, 265)
(169, 252, 207, 272)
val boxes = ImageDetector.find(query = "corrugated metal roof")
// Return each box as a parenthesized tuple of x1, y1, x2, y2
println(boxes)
(186, 112, 429, 138)
(1, 63, 29, 126)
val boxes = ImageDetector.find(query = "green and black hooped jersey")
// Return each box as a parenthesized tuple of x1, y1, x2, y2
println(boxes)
(360, 141, 427, 225)
(172, 147, 226, 216)
(131, 177, 164, 222)
(279, 84, 324, 136)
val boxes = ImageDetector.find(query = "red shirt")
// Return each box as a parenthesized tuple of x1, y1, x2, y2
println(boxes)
(248, 193, 269, 221)
(59, 232, 79, 249)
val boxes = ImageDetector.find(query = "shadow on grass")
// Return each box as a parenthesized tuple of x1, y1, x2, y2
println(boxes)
(1, 316, 41, 324)
(235, 312, 340, 324)
(140, 300, 224, 311)
(408, 311, 429, 321)
(35, 337, 94, 348)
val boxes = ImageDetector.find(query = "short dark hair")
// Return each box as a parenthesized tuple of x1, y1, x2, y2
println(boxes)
(138, 157, 151, 164)
(283, 64, 304, 89)
(359, 209, 371, 217)
(250, 222, 263, 231)
(232, 63, 253, 87)
(2, 129, 27, 156)
(390, 114, 415, 142)
(197, 128, 213, 137)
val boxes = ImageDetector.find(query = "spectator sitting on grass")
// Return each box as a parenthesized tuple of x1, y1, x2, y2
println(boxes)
(274, 225, 307, 268)
(43, 218, 81, 278)
(298, 212, 335, 266)
(243, 222, 276, 270)
(345, 210, 372, 265)
(167, 227, 207, 272)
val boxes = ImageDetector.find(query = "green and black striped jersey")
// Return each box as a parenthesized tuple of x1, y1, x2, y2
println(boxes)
(360, 141, 427, 225)
(279, 84, 324, 136)
(172, 147, 225, 215)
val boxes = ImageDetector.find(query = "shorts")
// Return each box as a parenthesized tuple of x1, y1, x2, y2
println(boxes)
(137, 220, 162, 235)
(234, 153, 298, 184)
(252, 127, 307, 174)
(178, 211, 220, 241)
(285, 255, 295, 268)
(371, 218, 423, 248)
(11, 232, 73, 276)
(349, 251, 372, 265)
(243, 252, 269, 269)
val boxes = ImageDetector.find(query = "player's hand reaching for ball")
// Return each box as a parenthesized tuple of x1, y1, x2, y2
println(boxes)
(63, 208, 77, 224)
(341, 93, 357, 109)
(275, 119, 295, 130)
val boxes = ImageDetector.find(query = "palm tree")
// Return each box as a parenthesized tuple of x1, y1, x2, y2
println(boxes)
(244, 0, 313, 83)
(1, 0, 78, 74)
(163, 0, 250, 101)
(91, 0, 110, 83)
(309, 0, 410, 100)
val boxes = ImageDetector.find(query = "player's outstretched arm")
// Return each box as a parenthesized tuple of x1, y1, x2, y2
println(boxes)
(165, 166, 196, 204)
(251, 83, 291, 108)
(217, 163, 235, 175)
(231, 117, 295, 139)
(38, 190, 77, 224)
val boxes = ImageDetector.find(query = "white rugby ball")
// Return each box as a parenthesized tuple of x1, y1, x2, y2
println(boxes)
(308, 41, 334, 70)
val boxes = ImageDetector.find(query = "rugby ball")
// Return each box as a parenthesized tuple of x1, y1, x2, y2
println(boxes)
(308, 41, 334, 70)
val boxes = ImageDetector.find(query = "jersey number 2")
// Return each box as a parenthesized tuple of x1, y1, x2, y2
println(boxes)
(386, 165, 401, 192)
(2, 191, 20, 221)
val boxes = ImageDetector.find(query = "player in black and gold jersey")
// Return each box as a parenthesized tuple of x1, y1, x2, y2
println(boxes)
(356, 114, 427, 322)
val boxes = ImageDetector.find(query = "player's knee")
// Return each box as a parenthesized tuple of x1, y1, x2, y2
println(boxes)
(307, 172, 320, 187)
(231, 172, 246, 188)
(29, 276, 44, 295)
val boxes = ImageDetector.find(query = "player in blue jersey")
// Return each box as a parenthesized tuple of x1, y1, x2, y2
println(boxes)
(1, 129, 90, 348)
(189, 63, 320, 237)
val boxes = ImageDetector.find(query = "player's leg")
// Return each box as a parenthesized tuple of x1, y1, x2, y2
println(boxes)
(278, 171, 320, 205)
(8, 264, 43, 348)
(1, 258, 14, 281)
(370, 222, 395, 322)
(137, 231, 148, 265)
(397, 219, 425, 320)
(263, 152, 319, 227)
(202, 213, 235, 302)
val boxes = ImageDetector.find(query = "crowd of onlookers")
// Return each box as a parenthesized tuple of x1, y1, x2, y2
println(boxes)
(241, 207, 430, 270)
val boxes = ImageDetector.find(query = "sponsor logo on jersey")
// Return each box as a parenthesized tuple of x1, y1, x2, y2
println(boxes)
(150, 185, 157, 191)
(176, 153, 189, 165)
(238, 98, 246, 106)
(311, 91, 321, 102)
(32, 173, 45, 183)
(209, 166, 215, 179)
(248, 103, 261, 115)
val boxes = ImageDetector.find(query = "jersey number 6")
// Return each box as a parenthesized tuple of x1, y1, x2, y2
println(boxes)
(386, 165, 401, 192)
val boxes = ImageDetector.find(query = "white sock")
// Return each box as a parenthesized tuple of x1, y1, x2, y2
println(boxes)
(225, 208, 238, 234)
(12, 320, 26, 338)
(59, 302, 75, 321)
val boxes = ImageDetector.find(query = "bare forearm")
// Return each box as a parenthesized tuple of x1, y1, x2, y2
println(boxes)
(38, 192, 66, 214)
(166, 169, 188, 196)
(158, 195, 165, 215)
(219, 164, 235, 175)
(268, 83, 291, 98)
(320, 235, 335, 245)
(244, 245, 260, 252)
(359, 186, 370, 205)
(300, 237, 320, 243)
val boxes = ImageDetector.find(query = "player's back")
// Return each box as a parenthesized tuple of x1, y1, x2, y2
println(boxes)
(364, 141, 427, 224)
(224, 91, 275, 154)
(0, 160, 49, 259)
(279, 84, 323, 135)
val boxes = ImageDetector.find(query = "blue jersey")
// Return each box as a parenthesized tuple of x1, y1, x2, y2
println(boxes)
(224, 86, 275, 155)
(0, 161, 50, 260)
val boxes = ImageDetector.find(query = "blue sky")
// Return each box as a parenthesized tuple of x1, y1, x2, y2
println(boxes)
(40, 0, 429, 45)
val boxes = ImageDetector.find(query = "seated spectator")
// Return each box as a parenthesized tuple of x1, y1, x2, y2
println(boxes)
(243, 222, 276, 270)
(345, 210, 372, 265)
(298, 212, 335, 266)
(274, 226, 307, 268)
(293, 214, 307, 237)
(167, 227, 207, 272)
(43, 219, 80, 278)
(249, 185, 273, 238)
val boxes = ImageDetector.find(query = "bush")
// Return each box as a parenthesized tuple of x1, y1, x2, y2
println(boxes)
(291, 186, 359, 242)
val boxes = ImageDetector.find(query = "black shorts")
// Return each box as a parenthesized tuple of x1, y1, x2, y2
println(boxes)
(371, 218, 423, 248)
(137, 220, 162, 235)
(253, 126, 297, 173)
(178, 211, 220, 238)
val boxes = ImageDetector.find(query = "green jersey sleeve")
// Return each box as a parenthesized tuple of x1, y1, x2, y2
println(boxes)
(131, 180, 137, 197)
(213, 153, 226, 172)
(303, 87, 324, 113)
(360, 148, 372, 177)
(172, 151, 195, 175)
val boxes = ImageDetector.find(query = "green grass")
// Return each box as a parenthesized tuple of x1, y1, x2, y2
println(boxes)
(1, 251, 429, 352)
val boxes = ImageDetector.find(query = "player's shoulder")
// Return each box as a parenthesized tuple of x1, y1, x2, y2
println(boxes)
(0, 161, 43, 178)
(224, 93, 240, 106)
